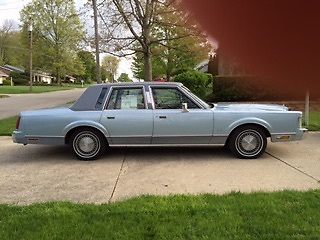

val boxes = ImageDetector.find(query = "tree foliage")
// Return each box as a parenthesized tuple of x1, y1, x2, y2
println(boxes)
(20, 0, 85, 84)
(97, 0, 210, 81)
(117, 73, 132, 82)
(101, 55, 120, 82)
(0, 20, 25, 67)
(174, 70, 213, 99)
(77, 51, 96, 82)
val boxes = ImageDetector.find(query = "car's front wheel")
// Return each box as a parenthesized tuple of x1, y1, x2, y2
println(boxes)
(70, 128, 107, 160)
(228, 125, 267, 159)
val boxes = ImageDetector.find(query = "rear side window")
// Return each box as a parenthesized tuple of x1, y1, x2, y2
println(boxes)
(95, 88, 108, 110)
(106, 88, 145, 110)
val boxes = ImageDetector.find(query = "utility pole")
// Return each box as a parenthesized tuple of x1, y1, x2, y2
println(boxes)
(92, 0, 101, 83)
(28, 20, 33, 92)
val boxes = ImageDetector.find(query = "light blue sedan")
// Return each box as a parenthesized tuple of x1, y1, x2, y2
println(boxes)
(12, 82, 307, 160)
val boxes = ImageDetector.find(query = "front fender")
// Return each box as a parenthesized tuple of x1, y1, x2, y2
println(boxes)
(63, 120, 110, 138)
(228, 117, 272, 134)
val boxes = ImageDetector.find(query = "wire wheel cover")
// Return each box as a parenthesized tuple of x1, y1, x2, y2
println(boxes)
(73, 132, 100, 158)
(235, 130, 263, 156)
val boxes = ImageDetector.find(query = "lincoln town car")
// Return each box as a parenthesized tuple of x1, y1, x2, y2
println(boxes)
(12, 82, 307, 160)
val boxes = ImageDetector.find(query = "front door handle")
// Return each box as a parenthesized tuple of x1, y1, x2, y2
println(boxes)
(159, 116, 167, 119)
(107, 116, 115, 119)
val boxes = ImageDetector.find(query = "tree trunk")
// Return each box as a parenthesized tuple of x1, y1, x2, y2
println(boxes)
(56, 67, 61, 86)
(144, 47, 152, 81)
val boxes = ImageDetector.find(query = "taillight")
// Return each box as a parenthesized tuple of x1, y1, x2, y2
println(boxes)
(16, 116, 21, 130)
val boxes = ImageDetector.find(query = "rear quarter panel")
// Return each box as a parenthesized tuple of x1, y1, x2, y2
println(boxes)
(21, 109, 104, 137)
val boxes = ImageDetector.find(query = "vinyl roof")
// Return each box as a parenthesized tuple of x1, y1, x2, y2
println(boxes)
(95, 81, 183, 87)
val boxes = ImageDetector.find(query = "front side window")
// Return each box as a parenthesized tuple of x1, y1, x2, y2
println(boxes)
(152, 87, 200, 109)
(106, 88, 145, 110)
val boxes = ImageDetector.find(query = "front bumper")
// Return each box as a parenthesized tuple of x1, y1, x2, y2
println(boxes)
(271, 128, 308, 142)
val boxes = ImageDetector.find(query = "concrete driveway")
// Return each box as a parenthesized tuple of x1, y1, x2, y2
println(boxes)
(0, 88, 85, 119)
(0, 133, 319, 205)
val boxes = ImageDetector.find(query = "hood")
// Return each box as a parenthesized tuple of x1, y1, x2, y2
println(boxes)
(21, 107, 73, 117)
(214, 103, 289, 112)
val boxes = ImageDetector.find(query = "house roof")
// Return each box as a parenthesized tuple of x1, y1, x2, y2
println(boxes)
(0, 69, 9, 77)
(2, 65, 25, 73)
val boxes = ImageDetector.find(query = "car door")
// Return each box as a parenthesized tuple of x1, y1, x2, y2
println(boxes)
(151, 86, 214, 144)
(100, 86, 153, 145)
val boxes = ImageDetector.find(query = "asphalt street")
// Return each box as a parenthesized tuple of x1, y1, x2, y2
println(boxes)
(0, 132, 319, 205)
(0, 88, 85, 119)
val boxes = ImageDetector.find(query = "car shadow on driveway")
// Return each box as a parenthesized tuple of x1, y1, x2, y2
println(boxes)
(1, 143, 272, 166)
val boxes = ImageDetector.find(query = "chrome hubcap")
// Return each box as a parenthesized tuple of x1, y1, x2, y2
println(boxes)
(236, 130, 263, 157)
(78, 136, 95, 153)
(241, 134, 258, 151)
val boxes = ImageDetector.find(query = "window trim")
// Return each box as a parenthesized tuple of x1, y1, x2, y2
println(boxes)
(104, 86, 148, 110)
(150, 86, 202, 110)
(95, 87, 108, 110)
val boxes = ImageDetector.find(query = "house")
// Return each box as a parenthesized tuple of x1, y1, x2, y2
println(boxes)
(0, 69, 9, 85)
(0, 65, 25, 75)
(64, 75, 76, 83)
(33, 70, 54, 85)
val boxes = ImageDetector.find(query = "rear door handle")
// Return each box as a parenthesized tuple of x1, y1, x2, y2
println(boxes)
(107, 116, 115, 119)
(159, 116, 167, 119)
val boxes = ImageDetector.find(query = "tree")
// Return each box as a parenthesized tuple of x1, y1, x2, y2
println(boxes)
(77, 51, 96, 82)
(131, 3, 210, 81)
(101, 55, 120, 82)
(132, 34, 210, 80)
(20, 0, 85, 85)
(0, 20, 25, 66)
(98, 0, 203, 81)
(117, 72, 132, 82)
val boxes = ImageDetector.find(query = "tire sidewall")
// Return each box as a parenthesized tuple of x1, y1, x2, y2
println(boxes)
(229, 125, 267, 159)
(70, 128, 106, 160)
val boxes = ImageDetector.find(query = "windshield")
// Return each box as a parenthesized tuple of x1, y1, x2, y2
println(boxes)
(181, 86, 211, 109)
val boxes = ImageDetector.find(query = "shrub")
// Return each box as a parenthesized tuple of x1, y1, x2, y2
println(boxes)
(10, 71, 28, 85)
(208, 76, 278, 102)
(2, 79, 11, 86)
(174, 70, 213, 100)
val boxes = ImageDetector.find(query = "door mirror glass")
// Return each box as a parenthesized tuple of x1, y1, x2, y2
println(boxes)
(182, 103, 189, 112)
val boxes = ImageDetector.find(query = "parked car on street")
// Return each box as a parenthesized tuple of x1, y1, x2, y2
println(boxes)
(13, 82, 307, 160)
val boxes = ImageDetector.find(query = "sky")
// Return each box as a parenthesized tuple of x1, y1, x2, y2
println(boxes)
(0, 0, 133, 80)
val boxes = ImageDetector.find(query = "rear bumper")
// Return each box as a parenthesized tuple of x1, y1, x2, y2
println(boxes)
(12, 130, 27, 144)
(12, 131, 64, 145)
(271, 128, 308, 142)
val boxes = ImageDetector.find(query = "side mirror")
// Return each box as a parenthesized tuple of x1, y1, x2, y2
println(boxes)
(182, 103, 189, 112)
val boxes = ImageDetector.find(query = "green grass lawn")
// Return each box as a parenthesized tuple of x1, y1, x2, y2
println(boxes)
(0, 116, 18, 136)
(1, 190, 320, 239)
(307, 112, 320, 131)
(0, 85, 87, 94)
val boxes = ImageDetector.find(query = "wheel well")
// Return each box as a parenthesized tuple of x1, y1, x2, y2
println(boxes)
(65, 126, 108, 145)
(225, 123, 271, 145)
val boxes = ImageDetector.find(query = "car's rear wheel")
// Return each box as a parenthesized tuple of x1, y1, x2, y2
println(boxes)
(228, 125, 267, 159)
(70, 128, 107, 160)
